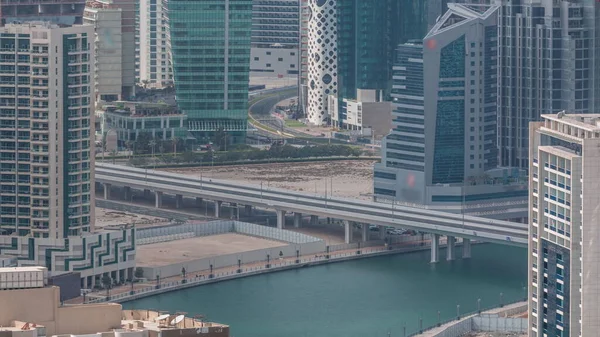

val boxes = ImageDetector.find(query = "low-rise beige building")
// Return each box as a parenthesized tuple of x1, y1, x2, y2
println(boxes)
(0, 286, 229, 337)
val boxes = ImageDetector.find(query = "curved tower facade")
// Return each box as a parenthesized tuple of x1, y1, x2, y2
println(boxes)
(306, 0, 337, 125)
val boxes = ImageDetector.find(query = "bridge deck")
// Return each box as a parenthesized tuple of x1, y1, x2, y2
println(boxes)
(95, 163, 528, 247)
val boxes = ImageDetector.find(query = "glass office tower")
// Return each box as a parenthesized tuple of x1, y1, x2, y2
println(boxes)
(164, 0, 253, 143)
(495, 0, 600, 169)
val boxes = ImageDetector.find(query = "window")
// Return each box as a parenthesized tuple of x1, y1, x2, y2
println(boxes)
(278, 58, 283, 61)
(254, 57, 259, 61)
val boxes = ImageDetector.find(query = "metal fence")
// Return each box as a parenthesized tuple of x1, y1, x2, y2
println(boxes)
(406, 301, 527, 337)
(136, 220, 323, 246)
(85, 243, 430, 305)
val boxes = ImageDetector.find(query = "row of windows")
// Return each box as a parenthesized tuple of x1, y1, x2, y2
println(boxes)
(431, 189, 528, 202)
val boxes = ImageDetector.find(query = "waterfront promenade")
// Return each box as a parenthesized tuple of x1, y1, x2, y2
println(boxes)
(68, 237, 454, 305)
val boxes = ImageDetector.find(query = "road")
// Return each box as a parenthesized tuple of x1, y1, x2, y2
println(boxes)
(96, 163, 528, 247)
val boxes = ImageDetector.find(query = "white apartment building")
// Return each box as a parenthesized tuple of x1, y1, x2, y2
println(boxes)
(0, 22, 95, 239)
(529, 113, 600, 337)
(0, 23, 135, 285)
(84, 0, 136, 100)
(84, 4, 123, 101)
(138, 0, 172, 88)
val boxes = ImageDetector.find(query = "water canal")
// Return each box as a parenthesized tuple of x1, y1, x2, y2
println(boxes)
(123, 244, 527, 337)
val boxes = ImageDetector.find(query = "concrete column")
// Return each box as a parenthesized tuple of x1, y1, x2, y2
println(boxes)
(462, 238, 472, 259)
(103, 183, 111, 199)
(378, 225, 386, 240)
(245, 205, 253, 216)
(215, 200, 222, 218)
(344, 220, 353, 244)
(293, 212, 302, 228)
(310, 215, 318, 226)
(447, 236, 456, 261)
(195, 197, 203, 207)
(431, 234, 440, 263)
(123, 186, 131, 201)
(155, 191, 163, 208)
(276, 209, 285, 229)
(361, 223, 368, 242)
(230, 203, 237, 219)
(175, 194, 183, 209)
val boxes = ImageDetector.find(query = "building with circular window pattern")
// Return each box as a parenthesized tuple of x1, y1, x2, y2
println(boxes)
(306, 0, 337, 125)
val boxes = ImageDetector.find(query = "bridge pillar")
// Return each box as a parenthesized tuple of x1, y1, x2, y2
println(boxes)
(276, 210, 285, 229)
(462, 238, 471, 259)
(446, 236, 456, 261)
(430, 234, 440, 263)
(175, 194, 183, 209)
(195, 197, 203, 207)
(294, 212, 302, 228)
(123, 186, 131, 201)
(310, 215, 318, 226)
(154, 191, 163, 208)
(378, 225, 386, 240)
(344, 220, 353, 244)
(361, 223, 369, 242)
(215, 200, 222, 218)
(245, 205, 253, 216)
(103, 183, 111, 199)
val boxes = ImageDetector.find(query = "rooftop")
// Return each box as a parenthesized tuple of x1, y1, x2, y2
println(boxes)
(542, 112, 600, 132)
(122, 310, 228, 331)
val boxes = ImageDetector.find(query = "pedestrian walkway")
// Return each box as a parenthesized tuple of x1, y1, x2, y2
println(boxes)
(66, 239, 435, 305)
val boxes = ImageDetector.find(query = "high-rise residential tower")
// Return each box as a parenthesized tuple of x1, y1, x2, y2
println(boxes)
(139, 0, 172, 89)
(250, 0, 300, 78)
(0, 22, 95, 238)
(84, 0, 136, 100)
(164, 0, 253, 143)
(529, 113, 600, 337)
(496, 0, 600, 169)
(374, 4, 527, 219)
(0, 22, 135, 285)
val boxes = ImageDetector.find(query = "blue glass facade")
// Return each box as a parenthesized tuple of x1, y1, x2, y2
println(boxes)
(541, 240, 570, 337)
(165, 0, 252, 143)
(432, 36, 465, 184)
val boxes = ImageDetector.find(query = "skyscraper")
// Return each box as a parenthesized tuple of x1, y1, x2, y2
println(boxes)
(0, 22, 95, 238)
(139, 0, 172, 89)
(528, 113, 600, 337)
(306, 0, 434, 126)
(374, 4, 527, 218)
(250, 0, 300, 77)
(0, 0, 86, 25)
(496, 0, 600, 169)
(306, 0, 337, 125)
(164, 0, 253, 143)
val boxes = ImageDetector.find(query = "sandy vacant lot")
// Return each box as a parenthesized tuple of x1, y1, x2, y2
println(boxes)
(136, 233, 286, 267)
(95, 208, 166, 228)
(165, 160, 376, 200)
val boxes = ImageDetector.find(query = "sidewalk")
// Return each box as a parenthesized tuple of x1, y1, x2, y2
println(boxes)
(66, 239, 434, 305)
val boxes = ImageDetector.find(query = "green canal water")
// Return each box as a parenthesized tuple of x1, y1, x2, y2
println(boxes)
(123, 244, 527, 337)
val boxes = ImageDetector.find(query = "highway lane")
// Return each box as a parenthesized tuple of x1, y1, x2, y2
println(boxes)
(95, 164, 527, 246)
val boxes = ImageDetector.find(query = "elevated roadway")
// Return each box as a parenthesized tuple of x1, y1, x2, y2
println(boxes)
(95, 164, 528, 255)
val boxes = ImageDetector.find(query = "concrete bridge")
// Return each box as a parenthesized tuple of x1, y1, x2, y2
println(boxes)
(95, 163, 528, 262)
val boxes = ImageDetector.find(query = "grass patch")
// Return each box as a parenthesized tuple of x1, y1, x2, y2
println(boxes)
(284, 119, 305, 128)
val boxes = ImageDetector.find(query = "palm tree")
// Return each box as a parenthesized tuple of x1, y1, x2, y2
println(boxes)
(125, 140, 133, 158)
(101, 274, 112, 299)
